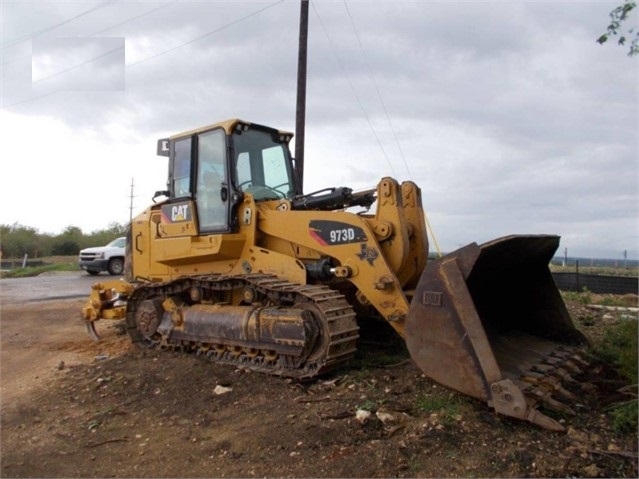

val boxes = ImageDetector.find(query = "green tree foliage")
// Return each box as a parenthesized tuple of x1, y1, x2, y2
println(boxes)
(0, 223, 41, 257)
(592, 320, 638, 384)
(83, 222, 128, 249)
(51, 240, 80, 256)
(0, 222, 128, 258)
(51, 226, 84, 255)
(590, 319, 638, 433)
(597, 0, 638, 56)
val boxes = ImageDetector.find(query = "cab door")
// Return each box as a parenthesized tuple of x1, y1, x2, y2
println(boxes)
(195, 128, 230, 233)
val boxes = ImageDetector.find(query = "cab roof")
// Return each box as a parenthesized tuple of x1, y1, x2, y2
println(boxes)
(169, 119, 294, 140)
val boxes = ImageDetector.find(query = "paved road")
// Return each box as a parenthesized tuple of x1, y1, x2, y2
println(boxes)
(0, 272, 117, 304)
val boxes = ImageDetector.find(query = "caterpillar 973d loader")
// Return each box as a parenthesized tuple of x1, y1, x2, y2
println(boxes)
(82, 119, 589, 432)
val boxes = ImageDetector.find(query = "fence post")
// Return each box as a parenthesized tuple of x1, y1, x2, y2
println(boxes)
(22, 254, 28, 268)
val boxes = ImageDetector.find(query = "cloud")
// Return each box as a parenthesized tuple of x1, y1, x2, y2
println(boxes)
(0, 0, 636, 259)
(32, 37, 125, 92)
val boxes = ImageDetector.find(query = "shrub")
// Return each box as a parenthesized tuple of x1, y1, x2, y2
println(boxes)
(591, 320, 638, 383)
(590, 320, 638, 434)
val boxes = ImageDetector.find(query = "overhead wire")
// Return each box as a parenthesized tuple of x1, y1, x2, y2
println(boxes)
(91, 1, 178, 37)
(127, 0, 285, 68)
(310, 1, 397, 178)
(2, 0, 285, 109)
(1, 0, 120, 48)
(15, 0, 175, 84)
(342, 0, 411, 180)
(31, 45, 124, 85)
(341, 1, 442, 256)
(1, 1, 177, 67)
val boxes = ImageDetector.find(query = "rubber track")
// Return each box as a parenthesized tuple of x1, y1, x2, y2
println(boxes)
(125, 273, 360, 378)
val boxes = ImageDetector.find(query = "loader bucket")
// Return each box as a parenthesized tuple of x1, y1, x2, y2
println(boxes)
(405, 234, 588, 431)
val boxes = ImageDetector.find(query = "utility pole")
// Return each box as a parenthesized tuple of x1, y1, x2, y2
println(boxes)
(129, 178, 136, 224)
(295, 0, 309, 191)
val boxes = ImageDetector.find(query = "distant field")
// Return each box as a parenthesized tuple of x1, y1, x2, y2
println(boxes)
(552, 256, 638, 270)
(550, 263, 638, 277)
(0, 256, 79, 278)
(2, 255, 637, 279)
(40, 256, 79, 265)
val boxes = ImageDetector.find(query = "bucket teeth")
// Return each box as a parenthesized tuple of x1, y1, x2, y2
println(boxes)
(490, 333, 588, 422)
(542, 356, 583, 375)
(515, 380, 575, 416)
(519, 373, 577, 401)
(531, 364, 577, 384)
(86, 321, 101, 341)
(529, 386, 576, 416)
(552, 347, 590, 368)
(525, 408, 566, 432)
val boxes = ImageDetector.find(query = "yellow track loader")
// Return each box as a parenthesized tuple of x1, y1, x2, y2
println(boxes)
(82, 119, 588, 431)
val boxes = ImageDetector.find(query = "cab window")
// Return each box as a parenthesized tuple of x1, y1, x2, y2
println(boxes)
(263, 146, 291, 193)
(172, 138, 192, 197)
(233, 128, 293, 200)
(196, 129, 227, 231)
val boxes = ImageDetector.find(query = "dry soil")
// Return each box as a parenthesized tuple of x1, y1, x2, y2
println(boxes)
(0, 292, 637, 478)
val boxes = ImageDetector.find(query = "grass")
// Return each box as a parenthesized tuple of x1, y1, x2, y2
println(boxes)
(415, 393, 465, 424)
(563, 288, 638, 433)
(550, 264, 639, 277)
(1, 256, 79, 278)
(561, 288, 638, 308)
(608, 399, 638, 434)
(590, 320, 638, 384)
(589, 317, 638, 434)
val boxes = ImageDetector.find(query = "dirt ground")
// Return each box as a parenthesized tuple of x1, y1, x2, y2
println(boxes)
(1, 293, 637, 478)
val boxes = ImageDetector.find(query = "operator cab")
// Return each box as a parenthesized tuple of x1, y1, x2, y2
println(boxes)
(156, 120, 299, 234)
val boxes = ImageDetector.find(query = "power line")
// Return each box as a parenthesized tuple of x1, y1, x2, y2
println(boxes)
(127, 0, 285, 68)
(92, 1, 177, 36)
(2, 1, 285, 110)
(1, 1, 176, 67)
(3, 45, 124, 109)
(31, 45, 124, 85)
(342, 0, 412, 180)
(340, 1, 440, 255)
(1, 0, 120, 48)
(311, 2, 397, 178)
(1, 88, 65, 110)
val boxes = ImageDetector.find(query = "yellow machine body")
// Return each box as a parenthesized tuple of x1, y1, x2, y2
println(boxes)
(83, 119, 588, 431)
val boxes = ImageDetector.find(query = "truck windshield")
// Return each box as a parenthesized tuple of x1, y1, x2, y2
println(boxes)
(107, 237, 126, 248)
(233, 127, 294, 200)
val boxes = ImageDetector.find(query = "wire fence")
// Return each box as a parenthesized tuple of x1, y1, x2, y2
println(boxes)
(552, 272, 638, 295)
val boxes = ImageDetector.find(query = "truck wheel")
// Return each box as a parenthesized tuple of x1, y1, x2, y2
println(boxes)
(108, 258, 124, 276)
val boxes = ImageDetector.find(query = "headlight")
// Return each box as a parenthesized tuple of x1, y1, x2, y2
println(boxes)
(97, 252, 105, 259)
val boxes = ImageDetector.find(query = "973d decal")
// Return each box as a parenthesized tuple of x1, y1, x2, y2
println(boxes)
(309, 220, 367, 246)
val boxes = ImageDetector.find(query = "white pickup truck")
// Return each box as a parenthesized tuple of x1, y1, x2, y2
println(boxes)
(78, 237, 126, 276)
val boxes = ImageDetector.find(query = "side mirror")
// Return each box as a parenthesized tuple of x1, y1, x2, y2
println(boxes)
(153, 190, 170, 203)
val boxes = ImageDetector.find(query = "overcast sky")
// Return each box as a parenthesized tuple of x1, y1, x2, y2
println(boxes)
(1, 0, 637, 260)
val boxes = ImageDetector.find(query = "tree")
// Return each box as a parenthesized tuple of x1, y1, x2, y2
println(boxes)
(0, 223, 40, 257)
(597, 0, 638, 56)
(106, 221, 128, 236)
(0, 222, 128, 258)
(51, 240, 80, 256)
(52, 226, 83, 255)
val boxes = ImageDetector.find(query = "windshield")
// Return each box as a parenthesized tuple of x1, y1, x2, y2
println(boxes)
(107, 237, 126, 248)
(233, 127, 294, 201)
